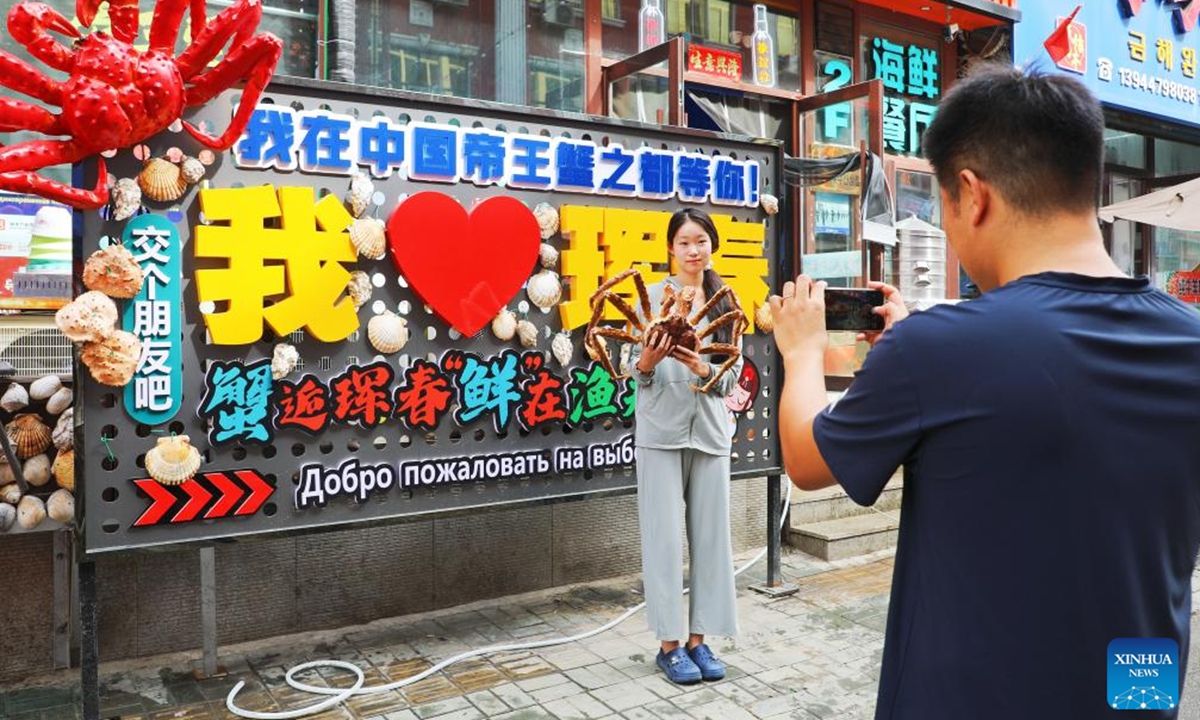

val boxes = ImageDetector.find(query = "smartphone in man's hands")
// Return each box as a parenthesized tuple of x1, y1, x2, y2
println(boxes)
(824, 288, 886, 332)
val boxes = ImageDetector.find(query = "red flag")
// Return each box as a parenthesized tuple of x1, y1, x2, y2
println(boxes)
(1043, 5, 1082, 64)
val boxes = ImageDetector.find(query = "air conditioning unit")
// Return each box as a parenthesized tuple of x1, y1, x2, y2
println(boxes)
(0, 316, 72, 380)
(543, 0, 579, 28)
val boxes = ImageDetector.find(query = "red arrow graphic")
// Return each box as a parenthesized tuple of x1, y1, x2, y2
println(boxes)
(204, 472, 245, 519)
(234, 470, 273, 516)
(172, 479, 213, 523)
(133, 479, 177, 527)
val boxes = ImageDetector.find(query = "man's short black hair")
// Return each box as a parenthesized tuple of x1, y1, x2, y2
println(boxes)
(922, 64, 1105, 216)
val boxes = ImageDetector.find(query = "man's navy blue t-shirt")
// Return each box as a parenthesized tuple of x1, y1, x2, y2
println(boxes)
(813, 272, 1200, 719)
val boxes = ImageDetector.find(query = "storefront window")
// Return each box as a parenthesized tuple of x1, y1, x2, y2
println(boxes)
(1155, 138, 1200, 177)
(1154, 228, 1200, 300)
(1104, 130, 1146, 170)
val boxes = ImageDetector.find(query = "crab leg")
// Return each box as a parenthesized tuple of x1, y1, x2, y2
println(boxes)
(589, 335, 624, 381)
(10, 3, 79, 71)
(0, 157, 109, 209)
(631, 271, 652, 322)
(591, 327, 640, 344)
(605, 293, 643, 331)
(696, 310, 745, 341)
(695, 344, 741, 394)
(143, 0, 212, 52)
(589, 268, 638, 307)
(660, 285, 676, 317)
(176, 0, 264, 77)
(182, 32, 283, 150)
(0, 97, 66, 135)
(688, 285, 732, 325)
(0, 54, 64, 107)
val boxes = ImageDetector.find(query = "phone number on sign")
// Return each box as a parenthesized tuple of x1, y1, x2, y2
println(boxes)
(1117, 68, 1198, 104)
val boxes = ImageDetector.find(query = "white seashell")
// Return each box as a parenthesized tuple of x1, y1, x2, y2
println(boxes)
(346, 171, 374, 218)
(55, 291, 119, 343)
(271, 343, 300, 380)
(29, 375, 62, 401)
(0, 459, 14, 487)
(180, 156, 205, 184)
(347, 271, 372, 308)
(46, 386, 72, 415)
(755, 303, 774, 333)
(539, 243, 559, 269)
(367, 311, 409, 354)
(0, 503, 14, 532)
(551, 331, 573, 367)
(533, 202, 559, 239)
(0, 482, 20, 505)
(17, 495, 45, 530)
(23, 453, 50, 487)
(526, 270, 562, 309)
(111, 177, 142, 221)
(516, 319, 538, 348)
(349, 217, 387, 260)
(619, 343, 633, 374)
(760, 193, 779, 216)
(492, 308, 517, 342)
(53, 409, 73, 452)
(145, 435, 202, 486)
(1, 383, 28, 413)
(46, 489, 73, 525)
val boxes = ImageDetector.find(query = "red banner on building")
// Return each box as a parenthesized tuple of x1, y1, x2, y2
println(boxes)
(687, 44, 742, 82)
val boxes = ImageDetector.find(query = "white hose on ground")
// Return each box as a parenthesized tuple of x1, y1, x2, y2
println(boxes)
(227, 479, 795, 719)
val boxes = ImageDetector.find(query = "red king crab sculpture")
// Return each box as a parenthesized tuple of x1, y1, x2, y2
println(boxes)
(0, 0, 282, 209)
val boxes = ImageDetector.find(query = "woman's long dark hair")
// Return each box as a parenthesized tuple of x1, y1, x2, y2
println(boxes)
(666, 208, 733, 347)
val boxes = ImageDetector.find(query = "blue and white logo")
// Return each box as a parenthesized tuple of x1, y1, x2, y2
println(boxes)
(1108, 638, 1178, 710)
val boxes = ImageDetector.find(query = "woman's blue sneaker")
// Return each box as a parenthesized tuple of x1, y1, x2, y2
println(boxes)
(656, 647, 702, 684)
(687, 643, 726, 681)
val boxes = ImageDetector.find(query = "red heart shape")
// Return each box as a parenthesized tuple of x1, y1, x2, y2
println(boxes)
(387, 193, 540, 337)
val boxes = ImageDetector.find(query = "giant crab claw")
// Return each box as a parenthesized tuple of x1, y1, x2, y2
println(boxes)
(76, 0, 139, 43)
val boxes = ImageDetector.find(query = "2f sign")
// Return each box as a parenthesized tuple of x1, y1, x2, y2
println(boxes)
(821, 59, 853, 142)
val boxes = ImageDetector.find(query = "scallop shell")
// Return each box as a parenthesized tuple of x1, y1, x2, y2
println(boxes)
(551, 331, 573, 367)
(0, 482, 20, 505)
(533, 202, 559, 239)
(539, 243, 559, 269)
(349, 217, 387, 260)
(55, 291, 119, 343)
(0, 503, 14, 532)
(8, 414, 51, 458)
(52, 448, 74, 491)
(17, 495, 44, 530)
(80, 330, 141, 387)
(145, 435, 202, 486)
(46, 386, 72, 415)
(46, 489, 73, 525)
(367, 311, 409, 354)
(526, 270, 562, 309)
(492, 308, 517, 342)
(111, 177, 142, 221)
(29, 375, 62, 401)
(23, 453, 50, 487)
(755, 303, 774, 333)
(53, 409, 73, 452)
(138, 157, 188, 202)
(180, 156, 205, 184)
(760, 193, 779, 216)
(1, 383, 28, 413)
(83, 243, 144, 298)
(271, 343, 300, 380)
(346, 171, 374, 218)
(347, 271, 372, 308)
(516, 319, 538, 348)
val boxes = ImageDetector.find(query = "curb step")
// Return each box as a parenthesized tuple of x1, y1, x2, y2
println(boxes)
(785, 473, 904, 561)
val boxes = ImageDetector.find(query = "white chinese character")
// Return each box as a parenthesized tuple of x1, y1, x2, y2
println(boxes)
(135, 375, 172, 412)
(133, 300, 171, 337)
(138, 339, 172, 376)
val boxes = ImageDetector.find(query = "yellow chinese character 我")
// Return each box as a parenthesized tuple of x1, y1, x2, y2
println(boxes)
(1183, 48, 1196, 78)
(194, 185, 358, 345)
(1157, 38, 1174, 70)
(1129, 31, 1146, 62)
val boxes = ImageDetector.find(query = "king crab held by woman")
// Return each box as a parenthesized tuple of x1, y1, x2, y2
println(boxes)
(0, 0, 282, 209)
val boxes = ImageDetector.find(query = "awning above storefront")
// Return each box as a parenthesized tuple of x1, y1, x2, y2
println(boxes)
(1099, 177, 1200, 232)
(849, 0, 1020, 30)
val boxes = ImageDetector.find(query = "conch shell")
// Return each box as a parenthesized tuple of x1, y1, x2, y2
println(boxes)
(551, 331, 573, 367)
(347, 271, 372, 308)
(110, 177, 142, 221)
(516, 319, 538, 348)
(145, 435, 202, 486)
(1, 383, 28, 413)
(23, 453, 50, 487)
(367, 311, 409, 354)
(346, 171, 374, 218)
(29, 374, 62, 401)
(46, 386, 72, 415)
(55, 291, 118, 343)
(526, 270, 562, 309)
(754, 303, 774, 333)
(539, 243, 559, 269)
(7, 414, 51, 458)
(180, 156, 205, 184)
(760, 193, 779, 216)
(53, 409, 73, 452)
(83, 244, 144, 298)
(17, 495, 45, 530)
(138, 157, 188, 202)
(349, 217, 387, 260)
(46, 489, 73, 525)
(492, 308, 517, 342)
(80, 330, 142, 387)
(533, 202, 559, 239)
(52, 448, 74, 491)
(271, 343, 300, 380)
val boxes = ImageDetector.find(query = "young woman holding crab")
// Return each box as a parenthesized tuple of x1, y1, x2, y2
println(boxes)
(625, 207, 747, 685)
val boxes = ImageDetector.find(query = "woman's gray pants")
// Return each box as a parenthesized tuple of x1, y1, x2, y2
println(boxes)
(636, 446, 739, 641)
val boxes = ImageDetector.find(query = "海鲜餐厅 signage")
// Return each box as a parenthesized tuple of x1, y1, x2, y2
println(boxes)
(1014, 1, 1200, 127)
